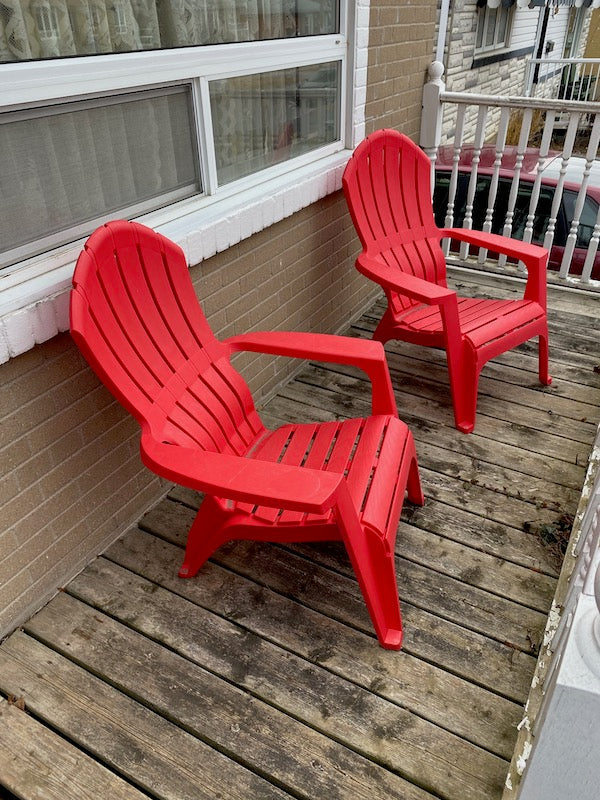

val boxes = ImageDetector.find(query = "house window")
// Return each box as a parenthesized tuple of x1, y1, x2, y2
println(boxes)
(0, 0, 345, 270)
(1, 86, 199, 267)
(475, 3, 513, 54)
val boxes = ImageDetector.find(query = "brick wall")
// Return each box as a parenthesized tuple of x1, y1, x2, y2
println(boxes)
(0, 3, 438, 637)
(365, 0, 438, 138)
(0, 334, 166, 636)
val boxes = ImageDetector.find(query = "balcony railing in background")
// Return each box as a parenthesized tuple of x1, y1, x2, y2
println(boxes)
(421, 61, 600, 288)
(524, 57, 600, 103)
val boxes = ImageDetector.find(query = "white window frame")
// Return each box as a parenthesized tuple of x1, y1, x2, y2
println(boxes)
(475, 4, 514, 55)
(0, 0, 370, 363)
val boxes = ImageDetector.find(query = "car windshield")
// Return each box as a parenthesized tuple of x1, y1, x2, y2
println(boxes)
(433, 172, 599, 250)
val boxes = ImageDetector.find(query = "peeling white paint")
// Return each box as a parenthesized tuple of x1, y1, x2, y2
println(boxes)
(543, 601, 562, 648)
(516, 741, 532, 775)
(517, 715, 531, 733)
(505, 773, 513, 790)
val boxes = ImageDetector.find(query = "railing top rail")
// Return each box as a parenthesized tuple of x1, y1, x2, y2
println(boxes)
(440, 89, 600, 115)
(526, 57, 600, 65)
(527, 56, 600, 64)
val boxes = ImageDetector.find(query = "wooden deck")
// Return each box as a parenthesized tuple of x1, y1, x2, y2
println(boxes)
(1, 271, 599, 800)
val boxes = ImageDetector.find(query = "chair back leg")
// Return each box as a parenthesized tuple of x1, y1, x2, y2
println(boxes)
(407, 454, 425, 507)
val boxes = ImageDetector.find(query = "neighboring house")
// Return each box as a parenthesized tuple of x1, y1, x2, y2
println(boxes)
(437, 0, 595, 141)
(0, 1, 438, 638)
(584, 6, 600, 56)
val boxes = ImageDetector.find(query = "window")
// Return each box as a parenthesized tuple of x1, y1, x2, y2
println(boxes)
(1, 86, 200, 267)
(475, 4, 513, 54)
(0, 1, 346, 270)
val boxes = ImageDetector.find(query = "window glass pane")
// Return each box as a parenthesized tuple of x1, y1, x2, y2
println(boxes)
(497, 8, 509, 45)
(475, 13, 485, 50)
(0, 86, 199, 266)
(0, 0, 339, 63)
(485, 9, 497, 48)
(475, 7, 511, 54)
(210, 61, 340, 185)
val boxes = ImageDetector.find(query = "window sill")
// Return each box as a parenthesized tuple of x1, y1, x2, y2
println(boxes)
(0, 149, 353, 365)
(471, 45, 534, 70)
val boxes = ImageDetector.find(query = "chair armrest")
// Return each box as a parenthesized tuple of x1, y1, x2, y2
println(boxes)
(224, 330, 398, 416)
(440, 227, 547, 264)
(140, 432, 343, 514)
(356, 253, 456, 305)
(440, 228, 548, 307)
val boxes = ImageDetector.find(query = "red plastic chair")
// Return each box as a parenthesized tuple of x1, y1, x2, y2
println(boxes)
(342, 129, 551, 433)
(70, 220, 424, 649)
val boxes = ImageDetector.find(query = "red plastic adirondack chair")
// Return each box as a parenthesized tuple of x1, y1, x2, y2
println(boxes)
(342, 129, 551, 433)
(70, 220, 424, 649)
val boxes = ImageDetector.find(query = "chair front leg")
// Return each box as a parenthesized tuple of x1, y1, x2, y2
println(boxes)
(538, 326, 551, 386)
(373, 303, 397, 346)
(438, 298, 476, 433)
(451, 350, 480, 434)
(334, 485, 403, 650)
(179, 495, 230, 578)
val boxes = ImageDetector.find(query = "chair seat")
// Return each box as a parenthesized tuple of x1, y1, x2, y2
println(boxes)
(394, 296, 546, 351)
(236, 415, 412, 539)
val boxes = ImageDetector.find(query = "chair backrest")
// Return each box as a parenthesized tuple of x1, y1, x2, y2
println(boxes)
(70, 220, 265, 455)
(342, 129, 448, 291)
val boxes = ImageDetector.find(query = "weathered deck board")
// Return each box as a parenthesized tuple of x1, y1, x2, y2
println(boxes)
(1, 272, 599, 800)
(0, 698, 148, 800)
(0, 634, 291, 800)
(104, 526, 521, 759)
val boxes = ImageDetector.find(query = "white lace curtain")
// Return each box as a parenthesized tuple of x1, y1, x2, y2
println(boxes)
(0, 0, 334, 62)
(0, 87, 198, 262)
(211, 63, 339, 184)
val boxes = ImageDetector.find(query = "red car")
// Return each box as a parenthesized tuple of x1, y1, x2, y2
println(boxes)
(433, 145, 600, 280)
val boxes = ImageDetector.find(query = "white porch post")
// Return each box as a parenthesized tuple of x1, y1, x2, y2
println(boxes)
(420, 61, 445, 192)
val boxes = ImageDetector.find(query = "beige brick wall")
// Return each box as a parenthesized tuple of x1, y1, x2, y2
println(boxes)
(365, 0, 438, 139)
(0, 334, 166, 637)
(0, 5, 438, 636)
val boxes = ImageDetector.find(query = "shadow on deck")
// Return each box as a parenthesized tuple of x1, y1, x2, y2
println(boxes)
(1, 271, 599, 800)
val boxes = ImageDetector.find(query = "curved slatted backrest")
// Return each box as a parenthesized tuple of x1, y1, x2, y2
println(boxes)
(343, 130, 448, 310)
(70, 221, 265, 455)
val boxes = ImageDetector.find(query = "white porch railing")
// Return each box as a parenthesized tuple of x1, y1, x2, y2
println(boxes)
(524, 57, 600, 103)
(421, 61, 600, 288)
(504, 426, 600, 800)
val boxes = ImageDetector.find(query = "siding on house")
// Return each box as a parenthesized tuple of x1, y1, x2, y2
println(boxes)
(510, 6, 540, 55)
(0, 0, 439, 642)
(445, 3, 540, 96)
